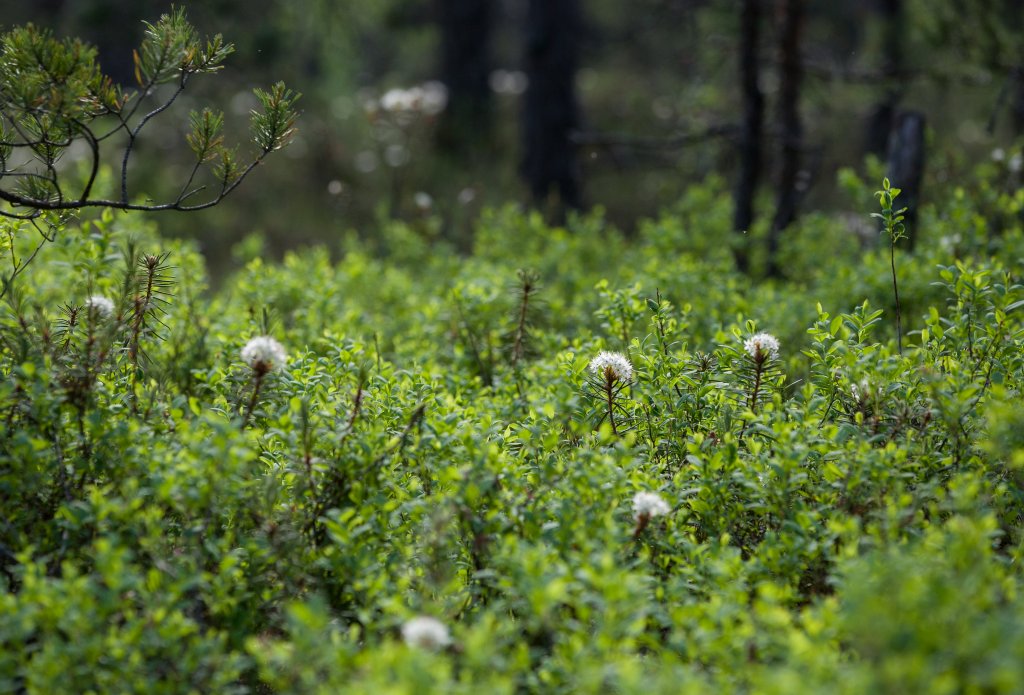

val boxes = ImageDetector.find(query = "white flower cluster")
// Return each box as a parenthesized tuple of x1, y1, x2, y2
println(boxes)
(632, 491, 671, 521)
(850, 377, 872, 402)
(371, 81, 448, 117)
(414, 191, 433, 211)
(588, 351, 634, 383)
(994, 148, 1024, 172)
(241, 336, 287, 373)
(488, 69, 528, 96)
(84, 295, 115, 320)
(743, 332, 780, 361)
(401, 616, 451, 651)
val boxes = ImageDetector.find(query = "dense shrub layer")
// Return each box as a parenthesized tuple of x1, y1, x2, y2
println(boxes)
(2, 174, 1024, 693)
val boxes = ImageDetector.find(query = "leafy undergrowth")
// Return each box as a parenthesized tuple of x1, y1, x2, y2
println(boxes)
(2, 175, 1024, 693)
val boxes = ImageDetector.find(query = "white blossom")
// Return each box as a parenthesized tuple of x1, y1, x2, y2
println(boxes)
(458, 187, 476, 205)
(241, 336, 287, 373)
(489, 69, 528, 96)
(380, 88, 412, 113)
(743, 332, 780, 360)
(401, 616, 451, 651)
(420, 81, 448, 115)
(850, 377, 873, 402)
(588, 351, 634, 383)
(405, 86, 425, 110)
(632, 491, 671, 521)
(939, 233, 962, 252)
(414, 191, 433, 210)
(84, 295, 115, 320)
(360, 96, 380, 117)
(379, 83, 448, 118)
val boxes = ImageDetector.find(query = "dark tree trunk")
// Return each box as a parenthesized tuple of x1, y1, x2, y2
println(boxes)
(733, 0, 764, 274)
(437, 0, 495, 155)
(767, 0, 805, 278)
(864, 0, 903, 156)
(521, 0, 582, 213)
(885, 110, 926, 250)
(39, 0, 67, 17)
(74, 0, 174, 85)
(1002, 0, 1024, 136)
(865, 102, 896, 158)
(1011, 66, 1024, 137)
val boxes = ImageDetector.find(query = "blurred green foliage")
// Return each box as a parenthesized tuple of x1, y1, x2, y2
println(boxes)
(5, 0, 1023, 274)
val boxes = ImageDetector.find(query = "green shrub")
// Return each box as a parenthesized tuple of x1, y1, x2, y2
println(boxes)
(2, 174, 1023, 692)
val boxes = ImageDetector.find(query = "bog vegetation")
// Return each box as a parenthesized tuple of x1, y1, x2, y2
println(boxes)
(2, 9, 1024, 695)
(2, 170, 1023, 692)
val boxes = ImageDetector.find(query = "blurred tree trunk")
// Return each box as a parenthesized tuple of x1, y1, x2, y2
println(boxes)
(767, 0, 805, 278)
(521, 0, 583, 214)
(1013, 67, 1024, 136)
(886, 110, 926, 250)
(733, 0, 764, 274)
(70, 0, 173, 85)
(1009, 0, 1024, 137)
(864, 0, 903, 157)
(38, 0, 67, 17)
(437, 0, 495, 155)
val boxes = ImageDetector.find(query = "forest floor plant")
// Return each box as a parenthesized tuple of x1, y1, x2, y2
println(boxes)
(873, 178, 908, 354)
(0, 81, 1023, 695)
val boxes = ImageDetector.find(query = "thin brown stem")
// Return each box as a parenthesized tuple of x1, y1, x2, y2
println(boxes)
(241, 370, 265, 427)
(890, 240, 903, 355)
(606, 372, 618, 436)
(749, 358, 764, 413)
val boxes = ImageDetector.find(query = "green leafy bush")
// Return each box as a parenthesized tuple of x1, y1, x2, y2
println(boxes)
(2, 168, 1023, 693)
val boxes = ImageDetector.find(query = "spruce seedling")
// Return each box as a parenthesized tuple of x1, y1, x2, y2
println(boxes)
(507, 269, 542, 402)
(508, 269, 541, 370)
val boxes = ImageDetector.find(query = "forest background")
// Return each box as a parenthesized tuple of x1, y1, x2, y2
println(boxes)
(8, 0, 1024, 275)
